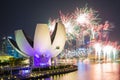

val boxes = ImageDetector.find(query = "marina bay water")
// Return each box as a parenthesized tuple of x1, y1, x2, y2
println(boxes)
(42, 61, 120, 80)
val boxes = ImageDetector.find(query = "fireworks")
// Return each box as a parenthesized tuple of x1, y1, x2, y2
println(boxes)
(48, 18, 56, 35)
(73, 7, 98, 26)
(48, 6, 119, 59)
(93, 41, 120, 62)
(48, 6, 99, 41)
(59, 11, 74, 34)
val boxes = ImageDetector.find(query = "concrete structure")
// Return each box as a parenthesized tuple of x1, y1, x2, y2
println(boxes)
(8, 22, 66, 66)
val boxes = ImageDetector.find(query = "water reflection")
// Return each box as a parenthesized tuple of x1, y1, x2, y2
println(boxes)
(42, 62, 120, 80)
(90, 63, 120, 80)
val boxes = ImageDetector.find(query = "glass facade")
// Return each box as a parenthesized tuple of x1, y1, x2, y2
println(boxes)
(1, 36, 23, 58)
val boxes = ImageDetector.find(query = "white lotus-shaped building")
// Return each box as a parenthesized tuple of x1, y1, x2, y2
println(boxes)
(8, 22, 66, 66)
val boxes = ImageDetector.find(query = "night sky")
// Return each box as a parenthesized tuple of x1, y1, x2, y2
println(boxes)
(0, 0, 120, 42)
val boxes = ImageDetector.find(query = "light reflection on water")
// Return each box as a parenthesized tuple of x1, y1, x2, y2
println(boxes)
(42, 62, 120, 80)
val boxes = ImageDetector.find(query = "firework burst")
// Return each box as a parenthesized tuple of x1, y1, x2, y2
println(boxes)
(73, 7, 99, 27)
(48, 6, 116, 51)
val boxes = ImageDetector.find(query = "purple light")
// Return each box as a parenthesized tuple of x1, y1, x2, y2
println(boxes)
(20, 70, 30, 76)
(10, 22, 66, 67)
(33, 51, 51, 67)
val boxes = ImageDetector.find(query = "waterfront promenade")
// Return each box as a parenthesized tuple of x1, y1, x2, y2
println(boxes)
(0, 61, 120, 80)
(0, 65, 77, 80)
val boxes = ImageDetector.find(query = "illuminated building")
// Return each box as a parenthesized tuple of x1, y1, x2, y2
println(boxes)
(8, 22, 66, 66)
(0, 36, 23, 58)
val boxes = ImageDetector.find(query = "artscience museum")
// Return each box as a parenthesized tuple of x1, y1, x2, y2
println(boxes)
(8, 22, 66, 67)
